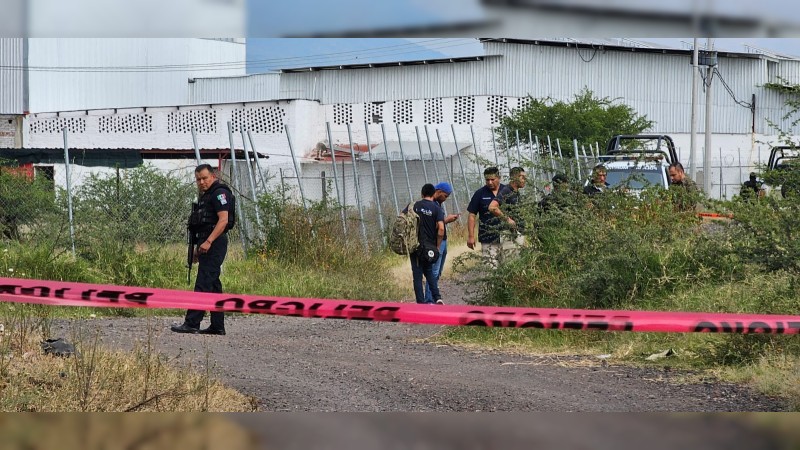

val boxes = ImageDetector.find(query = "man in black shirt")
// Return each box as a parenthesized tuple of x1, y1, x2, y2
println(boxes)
(172, 164, 234, 336)
(740, 172, 764, 201)
(583, 164, 609, 196)
(489, 167, 527, 256)
(411, 183, 445, 304)
(424, 182, 459, 304)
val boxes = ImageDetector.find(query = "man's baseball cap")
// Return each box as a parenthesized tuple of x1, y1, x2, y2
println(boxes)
(434, 182, 453, 195)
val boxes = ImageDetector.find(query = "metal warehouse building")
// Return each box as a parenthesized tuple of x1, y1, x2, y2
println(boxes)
(9, 38, 800, 200)
(189, 38, 800, 137)
(0, 38, 246, 147)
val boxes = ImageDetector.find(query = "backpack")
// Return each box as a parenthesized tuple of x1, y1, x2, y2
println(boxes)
(389, 203, 419, 255)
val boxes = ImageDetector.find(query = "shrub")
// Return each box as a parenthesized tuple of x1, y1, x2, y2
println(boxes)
(72, 165, 195, 248)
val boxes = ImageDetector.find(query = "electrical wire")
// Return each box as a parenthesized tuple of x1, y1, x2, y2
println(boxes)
(0, 38, 482, 73)
(574, 44, 598, 63)
(713, 67, 754, 110)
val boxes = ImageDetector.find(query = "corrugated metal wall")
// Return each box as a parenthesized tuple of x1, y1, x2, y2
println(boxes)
(771, 59, 800, 85)
(26, 38, 246, 112)
(278, 59, 490, 104)
(0, 38, 24, 114)
(189, 72, 280, 104)
(265, 41, 800, 136)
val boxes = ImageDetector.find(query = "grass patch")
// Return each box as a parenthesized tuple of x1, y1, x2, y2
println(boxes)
(0, 315, 257, 412)
(444, 190, 800, 409)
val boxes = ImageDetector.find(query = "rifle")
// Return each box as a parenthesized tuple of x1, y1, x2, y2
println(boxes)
(186, 227, 195, 286)
(187, 201, 200, 286)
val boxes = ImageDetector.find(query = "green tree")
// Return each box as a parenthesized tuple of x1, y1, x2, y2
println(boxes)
(498, 87, 654, 152)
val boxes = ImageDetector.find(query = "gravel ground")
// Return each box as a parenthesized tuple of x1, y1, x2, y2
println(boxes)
(51, 275, 789, 413)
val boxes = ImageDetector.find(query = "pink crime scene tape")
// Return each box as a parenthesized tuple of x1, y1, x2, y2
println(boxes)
(1, 277, 799, 334)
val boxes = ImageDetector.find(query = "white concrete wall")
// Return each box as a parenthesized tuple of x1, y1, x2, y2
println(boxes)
(21, 96, 798, 201)
(0, 115, 21, 148)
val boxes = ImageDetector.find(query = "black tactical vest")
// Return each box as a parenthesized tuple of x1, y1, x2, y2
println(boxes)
(188, 182, 235, 233)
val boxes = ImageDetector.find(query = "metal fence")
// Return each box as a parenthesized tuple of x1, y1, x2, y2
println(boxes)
(0, 123, 782, 256)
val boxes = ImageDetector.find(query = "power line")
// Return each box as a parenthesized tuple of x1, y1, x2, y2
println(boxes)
(713, 67, 754, 110)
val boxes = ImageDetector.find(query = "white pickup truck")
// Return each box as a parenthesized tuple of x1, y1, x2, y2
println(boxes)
(593, 134, 679, 195)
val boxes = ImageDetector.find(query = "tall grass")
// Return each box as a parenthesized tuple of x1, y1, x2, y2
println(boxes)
(448, 186, 800, 408)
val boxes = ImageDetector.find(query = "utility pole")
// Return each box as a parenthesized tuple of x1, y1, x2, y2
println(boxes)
(703, 38, 714, 194)
(690, 38, 699, 180)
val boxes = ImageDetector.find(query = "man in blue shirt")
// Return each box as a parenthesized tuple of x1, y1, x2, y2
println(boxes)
(467, 167, 505, 268)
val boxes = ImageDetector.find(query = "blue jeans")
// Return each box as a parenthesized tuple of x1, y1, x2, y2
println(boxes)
(424, 240, 447, 303)
(410, 252, 440, 304)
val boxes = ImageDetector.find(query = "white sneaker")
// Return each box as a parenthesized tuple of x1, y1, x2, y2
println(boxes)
(435, 300, 444, 305)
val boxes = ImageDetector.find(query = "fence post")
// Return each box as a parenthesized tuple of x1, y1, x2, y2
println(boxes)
(325, 122, 347, 235)
(240, 128, 264, 239)
(573, 139, 582, 181)
(283, 124, 309, 213)
(246, 130, 269, 193)
(227, 121, 249, 252)
(491, 127, 500, 167)
(346, 123, 369, 250)
(191, 128, 202, 164)
(719, 147, 724, 199)
(527, 130, 537, 183)
(364, 122, 386, 244)
(738, 147, 742, 184)
(395, 123, 414, 203)
(414, 125, 429, 181)
(424, 125, 441, 182)
(469, 124, 482, 181)
(435, 128, 463, 220)
(515, 129, 522, 163)
(452, 124, 471, 200)
(503, 128, 512, 167)
(380, 123, 401, 215)
(62, 129, 76, 257)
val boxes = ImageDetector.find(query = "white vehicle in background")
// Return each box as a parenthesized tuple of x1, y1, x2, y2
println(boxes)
(592, 135, 679, 195)
(765, 145, 800, 198)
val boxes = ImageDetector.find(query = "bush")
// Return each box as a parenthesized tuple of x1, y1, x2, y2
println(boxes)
(255, 186, 387, 273)
(0, 167, 60, 240)
(467, 187, 728, 309)
(72, 165, 195, 248)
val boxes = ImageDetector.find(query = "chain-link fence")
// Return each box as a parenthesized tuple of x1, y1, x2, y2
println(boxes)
(0, 124, 779, 257)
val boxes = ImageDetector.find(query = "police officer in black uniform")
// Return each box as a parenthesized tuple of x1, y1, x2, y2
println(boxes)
(171, 164, 234, 336)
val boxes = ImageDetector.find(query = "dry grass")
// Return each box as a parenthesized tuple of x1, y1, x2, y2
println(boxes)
(389, 242, 475, 300)
(0, 414, 260, 449)
(0, 322, 257, 412)
(718, 354, 800, 411)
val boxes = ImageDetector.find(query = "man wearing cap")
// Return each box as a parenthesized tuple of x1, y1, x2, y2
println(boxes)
(424, 181, 460, 304)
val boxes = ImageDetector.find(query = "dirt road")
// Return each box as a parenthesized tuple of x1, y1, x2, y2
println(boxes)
(63, 276, 787, 413)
